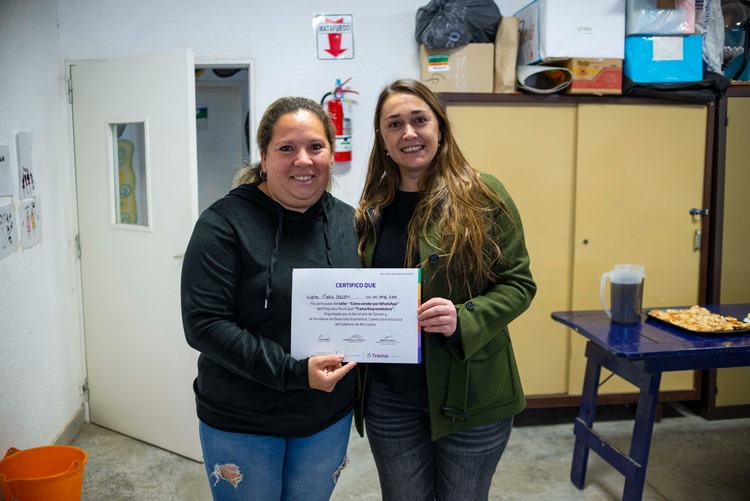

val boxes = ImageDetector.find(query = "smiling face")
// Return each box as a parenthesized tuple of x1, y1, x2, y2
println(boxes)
(260, 110, 332, 212)
(379, 92, 442, 191)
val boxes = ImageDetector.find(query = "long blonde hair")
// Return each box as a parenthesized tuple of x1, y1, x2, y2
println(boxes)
(355, 79, 509, 296)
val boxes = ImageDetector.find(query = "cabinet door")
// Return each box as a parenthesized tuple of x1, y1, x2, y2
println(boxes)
(568, 103, 707, 395)
(448, 103, 577, 395)
(716, 96, 750, 407)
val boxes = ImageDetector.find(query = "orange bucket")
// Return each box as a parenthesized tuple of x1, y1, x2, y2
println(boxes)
(0, 445, 87, 501)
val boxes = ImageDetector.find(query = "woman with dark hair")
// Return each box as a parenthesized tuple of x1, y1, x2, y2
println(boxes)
(355, 79, 536, 500)
(182, 96, 360, 500)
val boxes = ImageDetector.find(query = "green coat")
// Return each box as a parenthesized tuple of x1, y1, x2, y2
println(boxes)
(355, 174, 537, 441)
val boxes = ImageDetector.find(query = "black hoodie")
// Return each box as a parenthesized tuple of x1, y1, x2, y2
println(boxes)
(181, 183, 361, 437)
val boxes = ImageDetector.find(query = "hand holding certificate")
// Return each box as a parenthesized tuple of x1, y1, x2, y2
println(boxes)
(291, 268, 421, 363)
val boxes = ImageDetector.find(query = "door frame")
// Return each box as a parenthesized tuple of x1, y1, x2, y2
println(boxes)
(195, 59, 257, 164)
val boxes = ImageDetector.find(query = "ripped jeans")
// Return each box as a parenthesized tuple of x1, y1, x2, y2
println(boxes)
(198, 412, 352, 501)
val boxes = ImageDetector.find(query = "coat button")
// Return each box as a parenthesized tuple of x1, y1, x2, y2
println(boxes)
(466, 301, 474, 311)
(429, 254, 439, 265)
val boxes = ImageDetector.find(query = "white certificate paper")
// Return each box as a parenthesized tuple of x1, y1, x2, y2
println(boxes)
(291, 268, 421, 363)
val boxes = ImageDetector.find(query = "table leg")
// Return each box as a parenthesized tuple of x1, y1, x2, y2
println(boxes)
(569, 341, 664, 501)
(570, 341, 602, 489)
(623, 370, 662, 501)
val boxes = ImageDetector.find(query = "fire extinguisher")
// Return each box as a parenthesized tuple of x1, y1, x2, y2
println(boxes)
(320, 78, 358, 162)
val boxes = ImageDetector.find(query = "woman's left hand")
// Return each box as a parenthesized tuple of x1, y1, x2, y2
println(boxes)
(418, 297, 457, 337)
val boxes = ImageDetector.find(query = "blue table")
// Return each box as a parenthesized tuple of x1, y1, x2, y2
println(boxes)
(551, 304, 750, 501)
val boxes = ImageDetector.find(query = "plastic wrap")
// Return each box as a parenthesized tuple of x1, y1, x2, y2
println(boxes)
(695, 0, 725, 73)
(415, 0, 502, 49)
(626, 0, 696, 35)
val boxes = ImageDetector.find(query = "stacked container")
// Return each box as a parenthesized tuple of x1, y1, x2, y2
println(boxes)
(624, 0, 704, 83)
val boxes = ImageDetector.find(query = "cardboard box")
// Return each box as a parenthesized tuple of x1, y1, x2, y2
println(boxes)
(419, 44, 494, 93)
(557, 58, 623, 95)
(515, 0, 627, 65)
(624, 34, 703, 83)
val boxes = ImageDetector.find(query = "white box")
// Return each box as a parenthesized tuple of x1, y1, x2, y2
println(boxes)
(516, 0, 627, 65)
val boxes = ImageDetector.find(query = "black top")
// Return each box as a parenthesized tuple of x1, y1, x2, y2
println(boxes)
(371, 190, 427, 395)
(181, 184, 361, 437)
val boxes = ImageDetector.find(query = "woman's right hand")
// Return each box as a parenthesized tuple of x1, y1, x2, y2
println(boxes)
(308, 354, 357, 392)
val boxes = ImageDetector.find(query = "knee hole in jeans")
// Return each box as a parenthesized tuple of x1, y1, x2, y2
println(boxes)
(210, 463, 243, 488)
(332, 455, 349, 484)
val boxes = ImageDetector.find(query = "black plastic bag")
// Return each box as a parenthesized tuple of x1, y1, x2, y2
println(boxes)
(415, 0, 502, 49)
(622, 70, 731, 103)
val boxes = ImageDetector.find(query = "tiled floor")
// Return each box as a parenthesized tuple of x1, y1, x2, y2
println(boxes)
(71, 403, 750, 500)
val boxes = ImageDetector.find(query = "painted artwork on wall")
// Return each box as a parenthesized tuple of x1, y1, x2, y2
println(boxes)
(19, 197, 41, 249)
(115, 123, 149, 226)
(16, 131, 36, 199)
(0, 200, 18, 259)
(0, 144, 13, 197)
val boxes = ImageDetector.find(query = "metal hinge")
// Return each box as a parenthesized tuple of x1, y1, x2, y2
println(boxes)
(68, 77, 73, 104)
(75, 233, 81, 259)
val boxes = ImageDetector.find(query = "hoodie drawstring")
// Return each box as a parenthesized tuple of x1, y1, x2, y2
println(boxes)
(322, 201, 334, 268)
(263, 199, 333, 309)
(264, 204, 284, 309)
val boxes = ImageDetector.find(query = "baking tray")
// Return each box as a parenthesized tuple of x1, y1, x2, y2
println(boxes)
(646, 308, 750, 336)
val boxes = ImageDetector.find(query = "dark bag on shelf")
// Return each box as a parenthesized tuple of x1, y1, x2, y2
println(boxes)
(622, 70, 731, 103)
(415, 0, 502, 49)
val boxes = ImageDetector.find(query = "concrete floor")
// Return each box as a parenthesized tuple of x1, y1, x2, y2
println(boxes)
(70, 403, 750, 500)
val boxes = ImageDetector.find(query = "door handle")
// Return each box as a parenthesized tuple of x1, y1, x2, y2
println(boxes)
(694, 230, 701, 252)
(689, 208, 709, 224)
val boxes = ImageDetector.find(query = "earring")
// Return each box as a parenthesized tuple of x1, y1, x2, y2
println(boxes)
(259, 169, 267, 180)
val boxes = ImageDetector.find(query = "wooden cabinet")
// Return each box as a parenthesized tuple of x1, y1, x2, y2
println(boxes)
(703, 86, 750, 419)
(441, 94, 710, 407)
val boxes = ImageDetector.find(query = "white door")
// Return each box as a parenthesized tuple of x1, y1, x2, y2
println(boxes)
(71, 49, 201, 461)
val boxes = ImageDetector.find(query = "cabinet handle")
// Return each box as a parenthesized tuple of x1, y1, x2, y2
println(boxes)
(694, 230, 701, 252)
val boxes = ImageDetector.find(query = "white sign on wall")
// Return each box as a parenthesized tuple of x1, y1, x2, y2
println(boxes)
(16, 132, 36, 199)
(314, 14, 354, 60)
(19, 197, 42, 249)
(0, 200, 18, 259)
(0, 144, 13, 197)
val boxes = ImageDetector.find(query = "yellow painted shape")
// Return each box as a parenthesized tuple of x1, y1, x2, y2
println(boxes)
(118, 139, 137, 224)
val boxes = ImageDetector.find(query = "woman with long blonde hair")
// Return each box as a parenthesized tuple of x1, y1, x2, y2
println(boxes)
(354, 79, 536, 500)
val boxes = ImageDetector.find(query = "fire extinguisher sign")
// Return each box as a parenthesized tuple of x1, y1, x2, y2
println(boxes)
(314, 14, 354, 60)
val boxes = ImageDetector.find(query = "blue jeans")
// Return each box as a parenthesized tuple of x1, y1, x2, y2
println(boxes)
(198, 412, 352, 501)
(365, 379, 513, 501)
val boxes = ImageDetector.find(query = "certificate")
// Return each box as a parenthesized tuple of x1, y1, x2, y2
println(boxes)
(291, 268, 421, 363)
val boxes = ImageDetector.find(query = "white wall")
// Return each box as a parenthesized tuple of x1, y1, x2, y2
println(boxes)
(0, 0, 520, 451)
(0, 0, 86, 451)
(56, 0, 521, 206)
(56, 0, 428, 206)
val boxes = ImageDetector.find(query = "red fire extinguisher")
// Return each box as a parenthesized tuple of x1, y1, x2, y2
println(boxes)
(321, 78, 358, 162)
